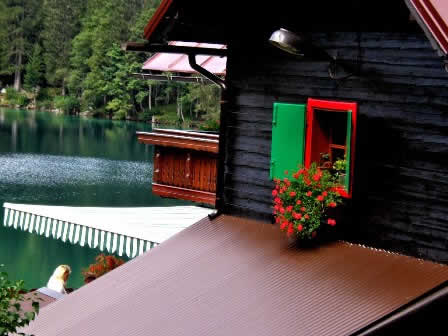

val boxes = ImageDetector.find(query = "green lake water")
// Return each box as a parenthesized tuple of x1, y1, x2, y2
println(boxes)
(0, 108, 185, 289)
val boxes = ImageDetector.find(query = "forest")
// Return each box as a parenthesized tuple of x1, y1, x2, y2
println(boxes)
(0, 0, 221, 130)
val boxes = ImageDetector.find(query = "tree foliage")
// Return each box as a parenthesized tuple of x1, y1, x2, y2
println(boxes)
(24, 43, 43, 92)
(0, 0, 43, 90)
(0, 265, 39, 336)
(0, 0, 221, 129)
(41, 0, 84, 94)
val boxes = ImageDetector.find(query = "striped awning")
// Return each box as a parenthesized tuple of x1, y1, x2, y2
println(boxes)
(3, 203, 213, 258)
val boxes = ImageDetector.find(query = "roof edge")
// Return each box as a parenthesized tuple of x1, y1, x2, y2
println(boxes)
(143, 0, 174, 40)
(405, 0, 448, 56)
(353, 280, 448, 335)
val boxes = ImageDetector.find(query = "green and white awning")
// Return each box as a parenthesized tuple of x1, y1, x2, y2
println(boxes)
(3, 203, 214, 258)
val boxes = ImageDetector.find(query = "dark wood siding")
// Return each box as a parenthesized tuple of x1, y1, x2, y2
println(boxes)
(222, 32, 448, 263)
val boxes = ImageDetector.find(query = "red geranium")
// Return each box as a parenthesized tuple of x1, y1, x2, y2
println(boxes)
(82, 254, 125, 283)
(327, 219, 337, 226)
(272, 163, 343, 240)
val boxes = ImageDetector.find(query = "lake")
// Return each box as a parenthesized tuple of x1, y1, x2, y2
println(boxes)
(0, 108, 184, 289)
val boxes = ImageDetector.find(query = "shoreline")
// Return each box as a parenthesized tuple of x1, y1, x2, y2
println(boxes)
(0, 105, 211, 129)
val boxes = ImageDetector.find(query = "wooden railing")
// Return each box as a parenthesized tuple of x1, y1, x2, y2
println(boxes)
(137, 129, 219, 206)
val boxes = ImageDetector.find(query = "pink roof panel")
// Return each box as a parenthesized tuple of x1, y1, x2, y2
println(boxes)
(142, 41, 227, 75)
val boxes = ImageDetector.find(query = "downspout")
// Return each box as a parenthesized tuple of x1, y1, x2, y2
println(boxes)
(187, 54, 227, 219)
(188, 54, 226, 90)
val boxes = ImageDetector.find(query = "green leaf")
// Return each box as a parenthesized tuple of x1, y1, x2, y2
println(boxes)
(24, 311, 35, 321)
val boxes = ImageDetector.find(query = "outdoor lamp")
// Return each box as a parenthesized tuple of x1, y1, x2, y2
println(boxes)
(269, 28, 307, 57)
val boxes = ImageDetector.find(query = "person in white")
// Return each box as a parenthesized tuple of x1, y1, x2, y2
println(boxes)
(46, 265, 71, 294)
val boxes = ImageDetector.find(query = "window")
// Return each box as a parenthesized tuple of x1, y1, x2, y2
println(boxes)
(270, 98, 357, 198)
(305, 98, 357, 198)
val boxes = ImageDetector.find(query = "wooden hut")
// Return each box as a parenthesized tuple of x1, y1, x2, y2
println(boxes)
(128, 0, 448, 264)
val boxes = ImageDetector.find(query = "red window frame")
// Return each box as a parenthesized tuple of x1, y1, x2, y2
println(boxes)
(304, 98, 357, 198)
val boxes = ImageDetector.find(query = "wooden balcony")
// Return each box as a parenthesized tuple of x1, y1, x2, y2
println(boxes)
(137, 129, 219, 206)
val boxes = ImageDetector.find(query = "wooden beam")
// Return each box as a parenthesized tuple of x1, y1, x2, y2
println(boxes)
(152, 183, 216, 206)
(122, 42, 228, 57)
(131, 73, 215, 84)
(151, 128, 219, 140)
(137, 131, 219, 153)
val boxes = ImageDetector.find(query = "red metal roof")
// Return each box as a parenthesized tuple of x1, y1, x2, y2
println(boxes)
(21, 215, 448, 336)
(142, 41, 227, 75)
(407, 0, 448, 56)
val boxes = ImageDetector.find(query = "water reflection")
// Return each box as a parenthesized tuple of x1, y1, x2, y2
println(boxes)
(0, 108, 186, 288)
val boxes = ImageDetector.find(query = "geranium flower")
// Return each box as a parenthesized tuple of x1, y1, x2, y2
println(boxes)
(306, 191, 312, 196)
(313, 171, 322, 181)
(297, 224, 303, 232)
(327, 218, 336, 226)
(280, 221, 288, 230)
(287, 223, 294, 237)
(289, 191, 296, 197)
(296, 200, 301, 205)
(317, 195, 324, 201)
(338, 189, 349, 197)
(272, 189, 278, 197)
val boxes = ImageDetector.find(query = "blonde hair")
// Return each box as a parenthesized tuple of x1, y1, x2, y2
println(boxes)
(51, 265, 72, 282)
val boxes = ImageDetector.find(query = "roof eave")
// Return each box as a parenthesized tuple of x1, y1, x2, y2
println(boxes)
(143, 0, 175, 41)
(405, 0, 448, 58)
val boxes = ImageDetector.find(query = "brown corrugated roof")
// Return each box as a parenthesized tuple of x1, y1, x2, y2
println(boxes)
(22, 215, 448, 336)
(20, 290, 57, 312)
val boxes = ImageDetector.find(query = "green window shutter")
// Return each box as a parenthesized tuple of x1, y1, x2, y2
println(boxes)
(345, 111, 352, 191)
(270, 103, 306, 180)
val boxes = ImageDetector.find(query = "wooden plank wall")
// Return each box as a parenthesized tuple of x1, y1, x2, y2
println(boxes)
(222, 32, 448, 263)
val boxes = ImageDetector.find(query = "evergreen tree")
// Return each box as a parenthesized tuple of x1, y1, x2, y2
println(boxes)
(41, 0, 84, 95)
(24, 43, 44, 96)
(0, 0, 43, 90)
